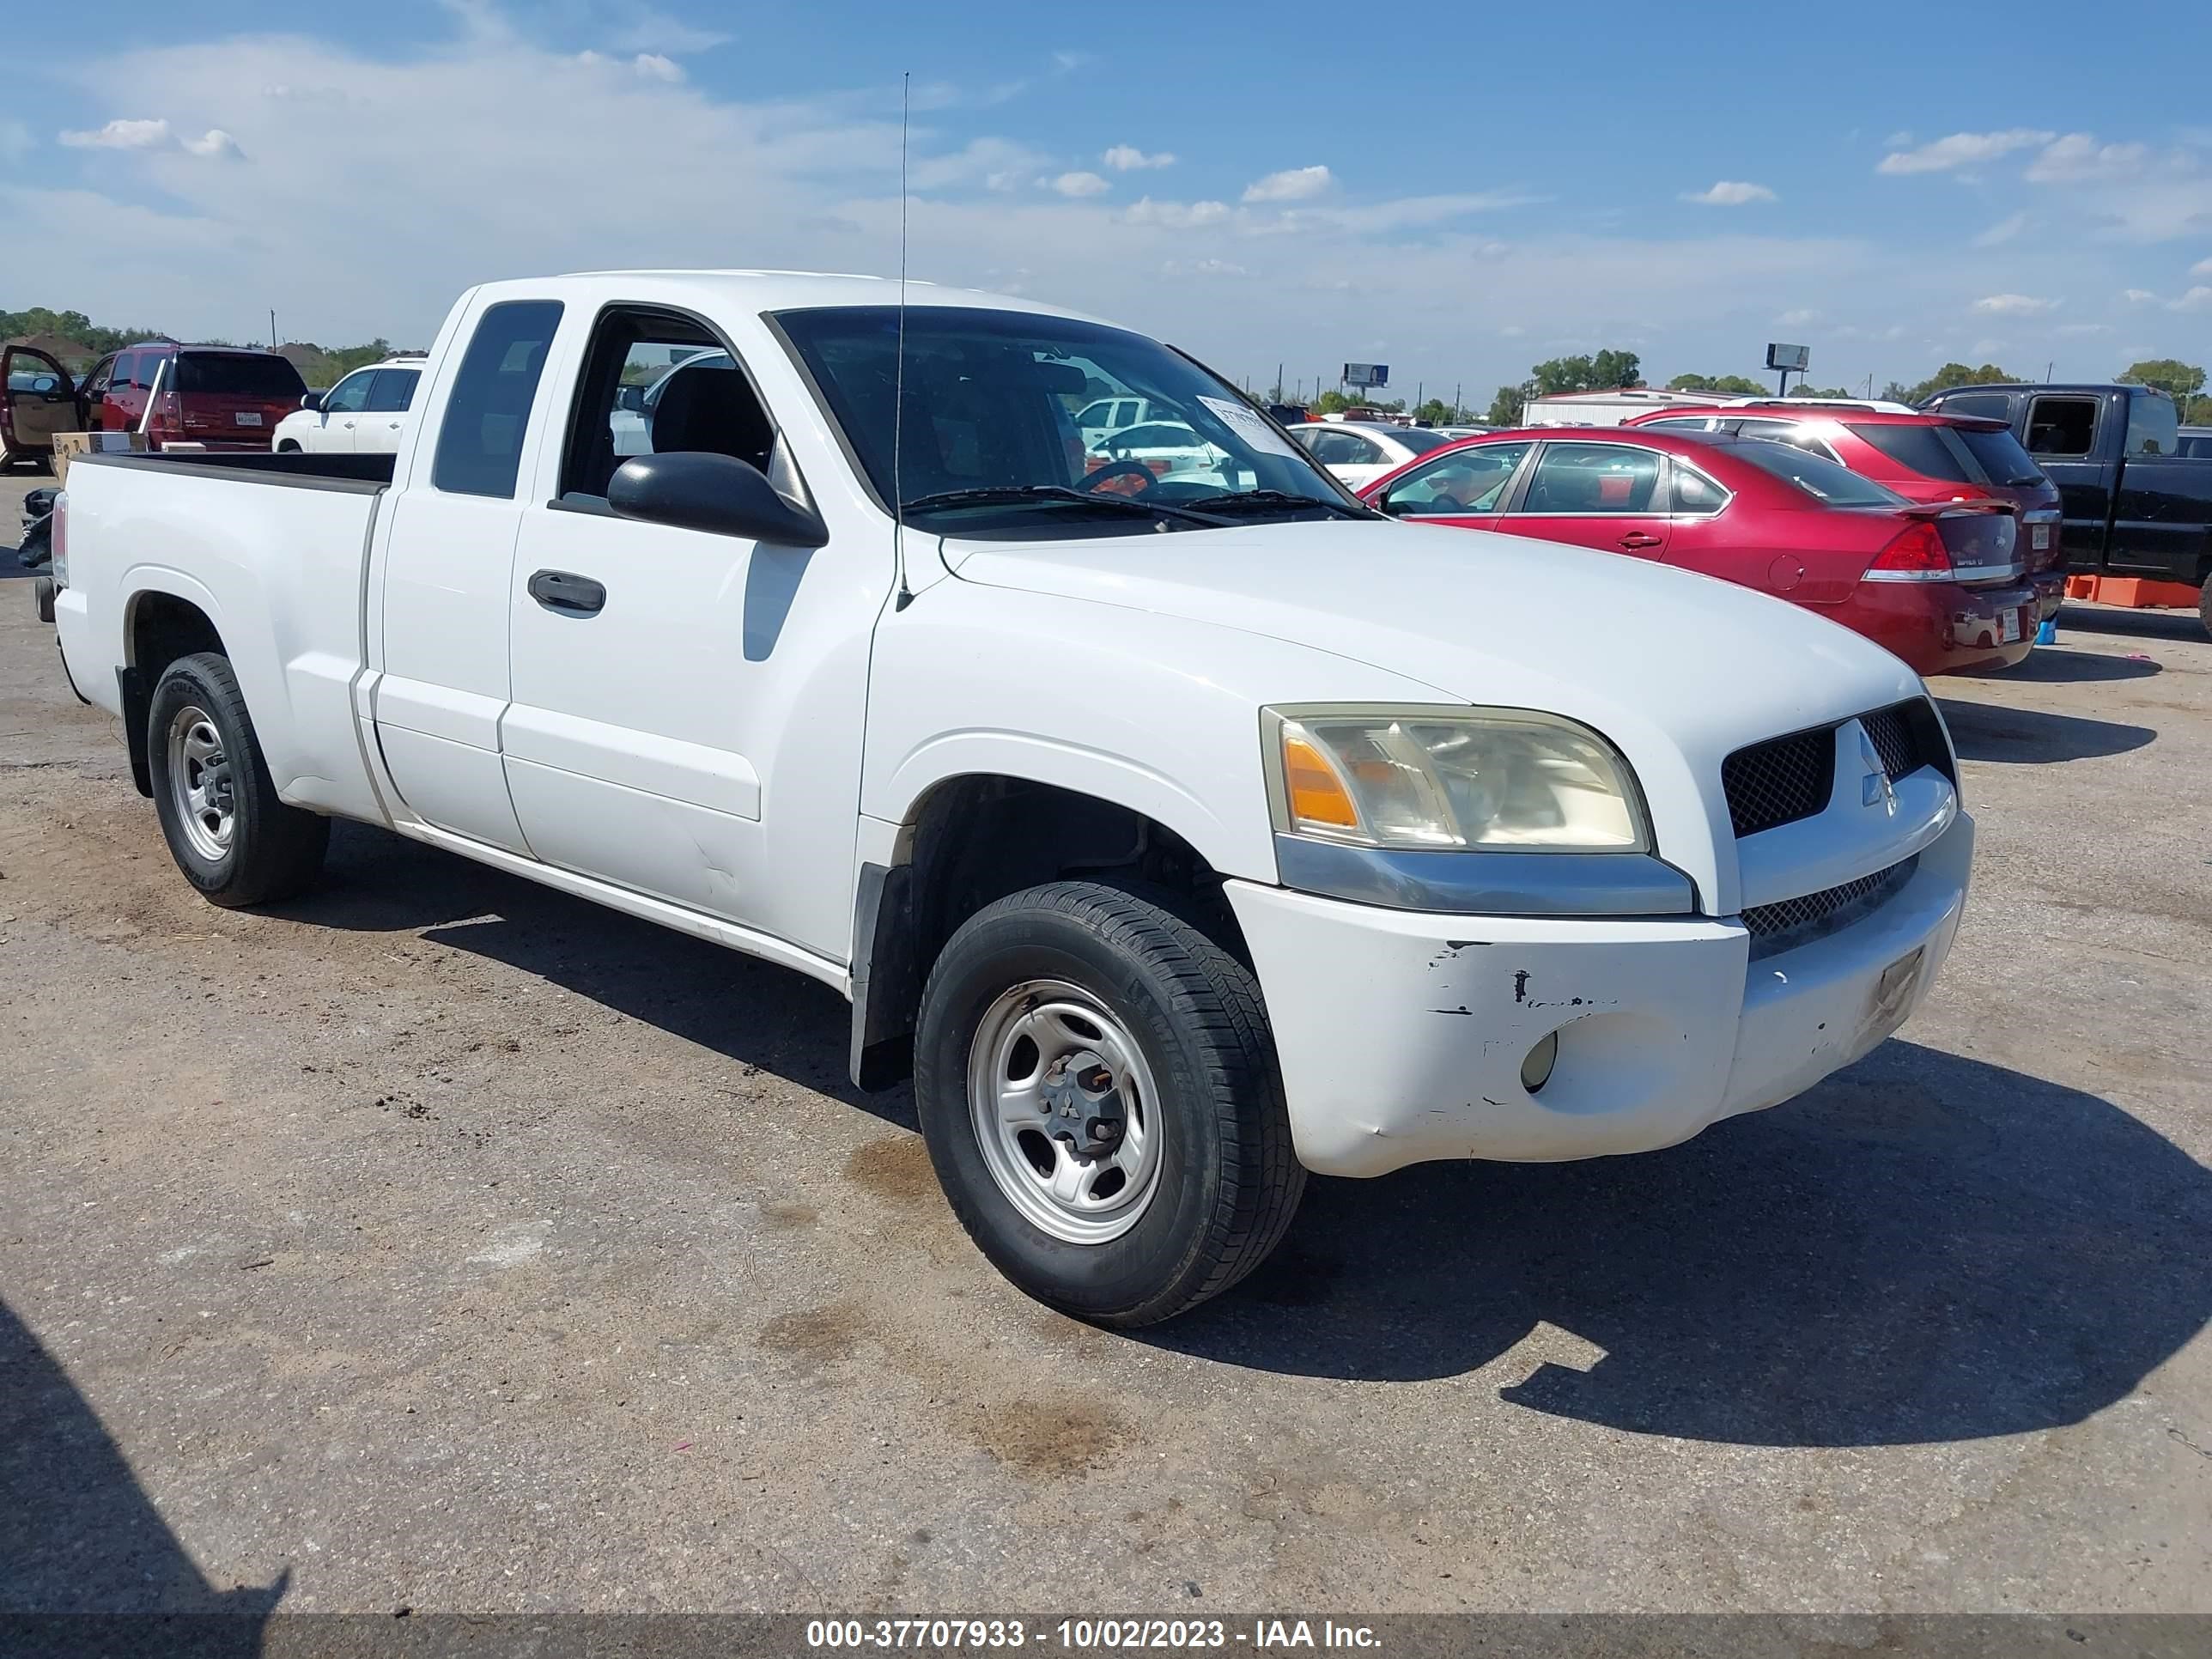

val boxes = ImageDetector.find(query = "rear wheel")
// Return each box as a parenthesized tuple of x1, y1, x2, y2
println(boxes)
(2199, 573, 2212, 639)
(148, 653, 329, 907)
(276, 441, 302, 454)
(914, 881, 1304, 1327)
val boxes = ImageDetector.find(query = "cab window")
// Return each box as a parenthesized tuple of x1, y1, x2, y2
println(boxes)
(432, 300, 563, 499)
(2026, 396, 2097, 458)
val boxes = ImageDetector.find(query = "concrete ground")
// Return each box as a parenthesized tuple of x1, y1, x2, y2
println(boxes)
(2, 468, 2207, 1616)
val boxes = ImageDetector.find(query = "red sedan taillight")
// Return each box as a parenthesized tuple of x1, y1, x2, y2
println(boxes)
(1863, 520, 1954, 582)
(148, 390, 185, 448)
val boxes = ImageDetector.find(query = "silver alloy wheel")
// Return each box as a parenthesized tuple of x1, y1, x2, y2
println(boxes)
(166, 703, 235, 863)
(968, 979, 1164, 1245)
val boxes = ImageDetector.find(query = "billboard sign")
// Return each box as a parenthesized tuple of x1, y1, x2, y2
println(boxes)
(1765, 343, 1811, 373)
(1342, 362, 1389, 389)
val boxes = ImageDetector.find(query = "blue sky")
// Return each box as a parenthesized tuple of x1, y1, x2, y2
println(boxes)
(3, 0, 2209, 402)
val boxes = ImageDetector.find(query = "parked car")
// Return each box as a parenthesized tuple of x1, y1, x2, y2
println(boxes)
(1085, 418, 1225, 483)
(1919, 383, 2212, 631)
(272, 356, 427, 455)
(1626, 405, 2066, 621)
(1522, 390, 1917, 428)
(1074, 394, 1170, 450)
(1362, 428, 2034, 677)
(1429, 424, 1494, 440)
(63, 342, 309, 453)
(1263, 402, 1307, 426)
(1285, 419, 1457, 489)
(1, 343, 85, 469)
(48, 271, 1970, 1326)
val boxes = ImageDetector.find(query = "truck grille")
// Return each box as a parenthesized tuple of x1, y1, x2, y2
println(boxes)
(1722, 700, 1953, 838)
(1743, 855, 1918, 959)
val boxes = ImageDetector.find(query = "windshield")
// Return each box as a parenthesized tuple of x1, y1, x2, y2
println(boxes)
(1733, 438, 1907, 507)
(174, 353, 307, 400)
(1952, 425, 2045, 487)
(1844, 422, 1973, 483)
(774, 306, 1356, 526)
(1389, 428, 1454, 455)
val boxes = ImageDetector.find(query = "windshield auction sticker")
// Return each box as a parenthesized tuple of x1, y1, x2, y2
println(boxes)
(1198, 396, 1303, 459)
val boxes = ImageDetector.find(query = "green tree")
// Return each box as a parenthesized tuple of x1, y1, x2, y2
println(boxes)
(1589, 349, 1642, 390)
(2118, 358, 2207, 404)
(1667, 372, 1766, 395)
(1903, 362, 2020, 404)
(1486, 382, 1532, 426)
(1879, 380, 1913, 404)
(1790, 384, 1855, 398)
(1311, 388, 1356, 415)
(1413, 398, 1454, 425)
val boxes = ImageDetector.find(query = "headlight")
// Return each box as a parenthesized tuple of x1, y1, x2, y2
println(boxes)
(1265, 705, 1650, 852)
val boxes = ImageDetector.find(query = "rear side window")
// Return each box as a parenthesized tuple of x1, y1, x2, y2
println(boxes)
(365, 368, 420, 413)
(112, 352, 142, 391)
(1733, 441, 1906, 506)
(1845, 422, 1972, 483)
(1523, 442, 1662, 514)
(1954, 426, 2044, 486)
(433, 300, 564, 498)
(175, 353, 307, 400)
(2026, 397, 2097, 458)
(1938, 392, 2012, 422)
(2124, 393, 2179, 457)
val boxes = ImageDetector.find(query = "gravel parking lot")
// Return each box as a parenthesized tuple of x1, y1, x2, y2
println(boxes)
(3, 468, 2208, 1617)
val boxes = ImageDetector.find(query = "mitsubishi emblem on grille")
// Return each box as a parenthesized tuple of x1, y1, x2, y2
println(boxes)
(1859, 727, 1897, 816)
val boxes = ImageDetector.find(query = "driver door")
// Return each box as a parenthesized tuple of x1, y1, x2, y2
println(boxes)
(2, 347, 86, 455)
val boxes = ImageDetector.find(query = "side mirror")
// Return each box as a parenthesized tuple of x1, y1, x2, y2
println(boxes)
(616, 385, 647, 413)
(607, 451, 829, 547)
(301, 392, 325, 413)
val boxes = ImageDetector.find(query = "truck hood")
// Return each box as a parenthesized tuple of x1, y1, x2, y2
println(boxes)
(943, 519, 1921, 747)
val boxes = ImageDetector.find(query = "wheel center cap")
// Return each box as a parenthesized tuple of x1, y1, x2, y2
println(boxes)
(1039, 1050, 1125, 1158)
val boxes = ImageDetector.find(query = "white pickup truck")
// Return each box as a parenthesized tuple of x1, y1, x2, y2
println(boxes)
(48, 270, 1972, 1325)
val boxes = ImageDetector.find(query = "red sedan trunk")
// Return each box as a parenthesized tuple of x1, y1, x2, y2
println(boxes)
(1360, 428, 2036, 677)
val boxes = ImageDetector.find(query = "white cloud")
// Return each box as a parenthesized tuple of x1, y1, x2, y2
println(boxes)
(1681, 179, 1775, 206)
(1777, 307, 1820, 326)
(909, 137, 1051, 191)
(1051, 170, 1110, 198)
(1972, 293, 2058, 316)
(1122, 196, 1231, 228)
(603, 5, 729, 52)
(1972, 211, 2031, 247)
(1883, 130, 1914, 149)
(1876, 129, 2053, 175)
(1102, 144, 1174, 172)
(2192, 256, 2212, 277)
(1499, 325, 1527, 338)
(2124, 288, 2160, 303)
(2057, 323, 2112, 336)
(632, 52, 683, 82)
(180, 128, 244, 159)
(1243, 165, 1332, 203)
(2170, 286, 2212, 313)
(59, 117, 173, 149)
(2027, 133, 2148, 184)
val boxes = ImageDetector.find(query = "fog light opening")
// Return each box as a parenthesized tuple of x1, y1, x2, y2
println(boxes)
(1520, 1030, 1559, 1094)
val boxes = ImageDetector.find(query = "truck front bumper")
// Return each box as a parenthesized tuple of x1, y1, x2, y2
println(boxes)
(1226, 814, 1972, 1177)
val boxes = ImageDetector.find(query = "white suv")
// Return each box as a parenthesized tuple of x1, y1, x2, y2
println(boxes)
(271, 356, 427, 455)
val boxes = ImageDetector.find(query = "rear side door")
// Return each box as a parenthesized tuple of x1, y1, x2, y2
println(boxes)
(2015, 392, 2110, 569)
(373, 295, 567, 854)
(102, 351, 145, 434)
(359, 366, 420, 454)
(1, 347, 82, 455)
(2106, 392, 2205, 580)
(1493, 440, 1670, 558)
(500, 301, 880, 958)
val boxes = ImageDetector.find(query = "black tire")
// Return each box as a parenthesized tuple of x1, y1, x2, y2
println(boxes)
(276, 441, 301, 453)
(914, 881, 1304, 1327)
(2199, 574, 2212, 640)
(147, 652, 329, 907)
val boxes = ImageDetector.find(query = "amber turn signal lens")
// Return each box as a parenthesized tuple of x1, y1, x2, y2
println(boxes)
(1283, 733, 1360, 830)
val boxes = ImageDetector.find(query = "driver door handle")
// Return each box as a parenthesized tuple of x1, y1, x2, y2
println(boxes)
(528, 568, 607, 616)
(1618, 531, 1664, 550)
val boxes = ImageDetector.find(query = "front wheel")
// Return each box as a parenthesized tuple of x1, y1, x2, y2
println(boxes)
(276, 440, 302, 453)
(2199, 573, 2212, 640)
(914, 881, 1304, 1327)
(148, 652, 329, 907)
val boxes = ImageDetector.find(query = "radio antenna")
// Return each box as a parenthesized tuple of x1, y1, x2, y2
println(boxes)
(891, 70, 914, 611)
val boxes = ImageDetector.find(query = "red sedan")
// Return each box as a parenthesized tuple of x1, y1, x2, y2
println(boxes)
(1359, 428, 2035, 677)
(1623, 403, 2066, 621)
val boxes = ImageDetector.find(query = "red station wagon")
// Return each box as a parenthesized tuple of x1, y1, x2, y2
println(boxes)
(1361, 428, 2036, 677)
(65, 342, 310, 453)
(1626, 404, 2066, 622)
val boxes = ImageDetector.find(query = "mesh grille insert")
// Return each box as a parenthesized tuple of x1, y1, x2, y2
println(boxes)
(1742, 856, 1918, 959)
(1721, 728, 1834, 837)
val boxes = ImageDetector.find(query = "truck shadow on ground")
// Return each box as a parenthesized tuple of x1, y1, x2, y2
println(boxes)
(1145, 1036, 2212, 1443)
(1936, 699, 2154, 763)
(0, 1298, 287, 1644)
(278, 826, 2209, 1449)
(1990, 646, 2160, 684)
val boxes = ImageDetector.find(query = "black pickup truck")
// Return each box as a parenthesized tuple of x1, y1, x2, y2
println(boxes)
(1921, 382, 2212, 631)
